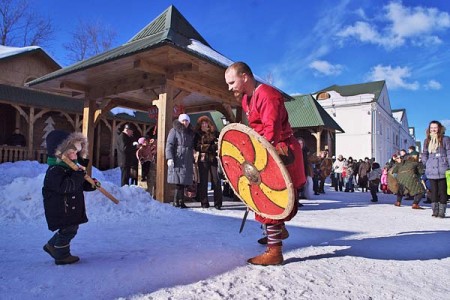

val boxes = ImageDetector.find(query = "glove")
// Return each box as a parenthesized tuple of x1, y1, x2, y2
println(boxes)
(167, 159, 174, 167)
(133, 142, 139, 146)
(275, 143, 288, 156)
(92, 178, 101, 189)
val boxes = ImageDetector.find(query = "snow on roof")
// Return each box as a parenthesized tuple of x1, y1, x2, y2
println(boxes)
(0, 45, 41, 60)
(392, 110, 404, 123)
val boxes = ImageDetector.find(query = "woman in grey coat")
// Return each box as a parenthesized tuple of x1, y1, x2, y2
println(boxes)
(165, 114, 195, 208)
(421, 120, 450, 218)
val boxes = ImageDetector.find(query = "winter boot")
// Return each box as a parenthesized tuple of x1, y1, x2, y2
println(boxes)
(431, 202, 439, 217)
(438, 203, 447, 218)
(247, 245, 283, 266)
(54, 244, 80, 265)
(43, 243, 58, 259)
(173, 199, 180, 207)
(394, 201, 401, 207)
(179, 199, 188, 209)
(412, 203, 424, 209)
(258, 224, 289, 245)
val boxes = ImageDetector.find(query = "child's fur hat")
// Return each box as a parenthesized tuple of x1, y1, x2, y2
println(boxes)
(46, 130, 88, 159)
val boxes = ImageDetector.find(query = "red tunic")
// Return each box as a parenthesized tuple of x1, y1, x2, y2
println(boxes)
(242, 84, 306, 224)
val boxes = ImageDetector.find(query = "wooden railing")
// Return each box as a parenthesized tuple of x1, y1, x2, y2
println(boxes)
(0, 146, 47, 164)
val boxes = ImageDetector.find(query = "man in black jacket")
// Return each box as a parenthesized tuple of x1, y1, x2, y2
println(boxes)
(117, 124, 137, 186)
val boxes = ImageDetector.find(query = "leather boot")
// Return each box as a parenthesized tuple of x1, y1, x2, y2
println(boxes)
(411, 203, 424, 209)
(394, 201, 401, 207)
(438, 203, 447, 218)
(258, 224, 289, 245)
(247, 245, 283, 266)
(431, 202, 439, 217)
(54, 245, 80, 265)
(43, 243, 57, 259)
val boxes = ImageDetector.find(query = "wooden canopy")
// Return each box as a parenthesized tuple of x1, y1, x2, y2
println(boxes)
(28, 5, 242, 202)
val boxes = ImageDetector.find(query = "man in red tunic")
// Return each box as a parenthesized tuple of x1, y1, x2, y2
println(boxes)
(225, 62, 306, 265)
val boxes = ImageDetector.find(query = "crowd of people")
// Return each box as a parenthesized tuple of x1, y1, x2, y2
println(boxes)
(39, 60, 448, 266)
(307, 120, 449, 219)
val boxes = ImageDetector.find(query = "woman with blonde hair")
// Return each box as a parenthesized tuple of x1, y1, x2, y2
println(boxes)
(421, 120, 450, 218)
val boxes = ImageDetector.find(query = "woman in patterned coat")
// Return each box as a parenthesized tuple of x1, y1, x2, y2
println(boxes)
(391, 154, 425, 209)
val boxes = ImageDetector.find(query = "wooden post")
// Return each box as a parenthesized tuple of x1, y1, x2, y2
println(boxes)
(27, 108, 34, 160)
(154, 84, 174, 203)
(82, 98, 96, 175)
(312, 129, 322, 155)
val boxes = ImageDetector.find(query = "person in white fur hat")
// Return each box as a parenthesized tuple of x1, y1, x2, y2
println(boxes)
(165, 114, 195, 208)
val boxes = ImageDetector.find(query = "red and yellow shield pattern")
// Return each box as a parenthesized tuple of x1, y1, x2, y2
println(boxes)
(218, 123, 295, 219)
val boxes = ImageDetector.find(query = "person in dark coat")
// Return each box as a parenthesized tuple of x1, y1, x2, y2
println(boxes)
(193, 115, 223, 209)
(42, 130, 97, 265)
(7, 128, 26, 146)
(166, 113, 195, 208)
(391, 154, 425, 209)
(368, 162, 382, 202)
(421, 120, 450, 218)
(358, 157, 371, 192)
(116, 124, 138, 186)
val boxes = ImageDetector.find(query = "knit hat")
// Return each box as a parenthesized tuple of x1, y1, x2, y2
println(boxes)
(178, 113, 190, 123)
(138, 137, 146, 144)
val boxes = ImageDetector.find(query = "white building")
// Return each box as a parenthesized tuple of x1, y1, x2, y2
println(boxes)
(313, 80, 416, 165)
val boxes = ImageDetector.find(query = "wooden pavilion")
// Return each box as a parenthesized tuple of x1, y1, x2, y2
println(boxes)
(28, 5, 243, 203)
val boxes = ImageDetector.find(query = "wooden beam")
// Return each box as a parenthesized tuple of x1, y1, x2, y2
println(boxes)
(172, 77, 232, 102)
(133, 59, 167, 74)
(88, 73, 167, 100)
(134, 59, 198, 75)
(82, 97, 97, 175)
(153, 85, 174, 203)
(60, 81, 88, 93)
(173, 90, 190, 103)
(221, 103, 236, 123)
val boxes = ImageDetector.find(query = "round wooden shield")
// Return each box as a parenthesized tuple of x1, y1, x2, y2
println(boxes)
(387, 168, 399, 194)
(218, 123, 295, 219)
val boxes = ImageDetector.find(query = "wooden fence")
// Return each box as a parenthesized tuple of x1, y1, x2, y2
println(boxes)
(0, 146, 47, 164)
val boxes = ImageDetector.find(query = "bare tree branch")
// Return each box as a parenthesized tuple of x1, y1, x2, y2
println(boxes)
(0, 0, 54, 47)
(63, 19, 117, 63)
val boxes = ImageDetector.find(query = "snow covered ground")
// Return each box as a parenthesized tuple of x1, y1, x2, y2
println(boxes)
(1, 161, 449, 300)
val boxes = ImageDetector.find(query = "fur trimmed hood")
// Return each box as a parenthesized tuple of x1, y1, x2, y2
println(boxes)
(47, 130, 88, 159)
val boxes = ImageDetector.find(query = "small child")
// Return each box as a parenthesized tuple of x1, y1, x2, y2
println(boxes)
(42, 130, 97, 265)
(368, 162, 382, 202)
(380, 165, 389, 194)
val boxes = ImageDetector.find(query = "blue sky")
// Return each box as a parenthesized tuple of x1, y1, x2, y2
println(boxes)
(35, 0, 450, 144)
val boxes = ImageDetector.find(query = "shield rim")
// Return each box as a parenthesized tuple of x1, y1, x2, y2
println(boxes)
(218, 123, 295, 220)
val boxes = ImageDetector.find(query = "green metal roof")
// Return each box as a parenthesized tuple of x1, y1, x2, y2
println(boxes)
(28, 5, 220, 86)
(0, 84, 154, 123)
(286, 94, 344, 132)
(317, 80, 385, 100)
(0, 84, 82, 112)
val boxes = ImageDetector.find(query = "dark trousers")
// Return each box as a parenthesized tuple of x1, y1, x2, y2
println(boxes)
(369, 183, 378, 201)
(312, 175, 319, 192)
(198, 162, 223, 207)
(174, 184, 186, 203)
(141, 161, 151, 179)
(48, 225, 79, 247)
(334, 173, 344, 191)
(120, 166, 130, 186)
(319, 177, 326, 193)
(430, 178, 447, 204)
